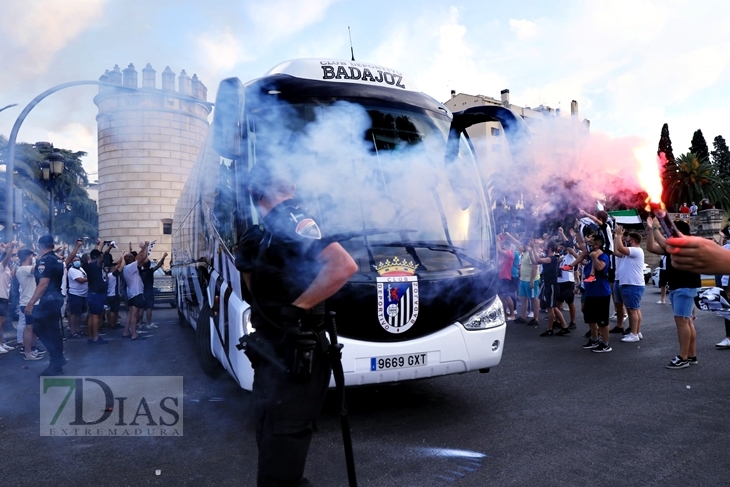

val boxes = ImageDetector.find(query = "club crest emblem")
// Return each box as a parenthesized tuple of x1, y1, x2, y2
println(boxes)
(374, 256, 419, 333)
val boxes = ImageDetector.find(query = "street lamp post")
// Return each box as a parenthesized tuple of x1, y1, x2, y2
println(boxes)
(38, 144, 65, 235)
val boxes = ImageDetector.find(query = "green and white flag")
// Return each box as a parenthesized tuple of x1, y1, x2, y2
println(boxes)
(608, 209, 642, 225)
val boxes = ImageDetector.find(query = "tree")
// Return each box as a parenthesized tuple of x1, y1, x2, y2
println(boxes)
(657, 123, 675, 163)
(662, 152, 730, 210)
(689, 129, 710, 164)
(711, 135, 730, 179)
(0, 136, 98, 245)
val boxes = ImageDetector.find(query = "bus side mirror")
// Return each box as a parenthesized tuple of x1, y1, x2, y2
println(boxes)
(213, 77, 245, 159)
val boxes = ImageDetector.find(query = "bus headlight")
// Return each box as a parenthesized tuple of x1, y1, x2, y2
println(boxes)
(460, 296, 505, 330)
(244, 308, 255, 334)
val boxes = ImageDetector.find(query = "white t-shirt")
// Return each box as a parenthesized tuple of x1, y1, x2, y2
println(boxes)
(123, 263, 144, 298)
(0, 263, 11, 299)
(107, 271, 117, 297)
(558, 253, 576, 283)
(619, 246, 645, 286)
(68, 266, 89, 297)
(16, 265, 38, 306)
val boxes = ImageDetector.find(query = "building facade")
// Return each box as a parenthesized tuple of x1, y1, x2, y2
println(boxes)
(93, 63, 211, 264)
(443, 89, 590, 169)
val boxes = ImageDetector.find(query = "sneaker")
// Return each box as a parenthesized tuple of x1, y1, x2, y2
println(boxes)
(656, 300, 666, 304)
(637, 332, 643, 340)
(1, 343, 15, 351)
(582, 339, 600, 349)
(609, 312, 617, 319)
(527, 319, 539, 327)
(584, 275, 596, 283)
(527, 312, 534, 318)
(540, 329, 554, 337)
(24, 353, 43, 361)
(17, 346, 24, 354)
(592, 342, 612, 353)
(609, 326, 625, 334)
(560, 265, 573, 271)
(687, 356, 698, 365)
(621, 333, 640, 343)
(555, 327, 571, 336)
(32, 346, 46, 355)
(0, 347, 7, 354)
(568, 322, 577, 330)
(146, 323, 158, 329)
(666, 356, 689, 369)
(716, 337, 730, 349)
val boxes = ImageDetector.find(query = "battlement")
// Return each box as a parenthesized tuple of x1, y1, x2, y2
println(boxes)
(97, 63, 208, 101)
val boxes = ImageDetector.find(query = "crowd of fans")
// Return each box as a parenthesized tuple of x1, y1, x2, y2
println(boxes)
(497, 208, 730, 369)
(0, 236, 168, 375)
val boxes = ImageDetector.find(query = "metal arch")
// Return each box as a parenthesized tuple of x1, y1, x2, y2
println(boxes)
(3, 80, 214, 242)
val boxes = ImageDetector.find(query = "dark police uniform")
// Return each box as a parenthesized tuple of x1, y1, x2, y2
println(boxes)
(238, 199, 333, 487)
(33, 250, 66, 370)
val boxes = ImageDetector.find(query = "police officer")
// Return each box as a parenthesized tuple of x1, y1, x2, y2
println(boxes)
(24, 235, 66, 376)
(236, 162, 357, 487)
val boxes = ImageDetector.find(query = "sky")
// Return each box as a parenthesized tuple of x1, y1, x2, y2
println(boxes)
(1, 0, 728, 182)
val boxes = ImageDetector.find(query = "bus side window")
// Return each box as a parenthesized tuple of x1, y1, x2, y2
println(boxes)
(212, 158, 237, 252)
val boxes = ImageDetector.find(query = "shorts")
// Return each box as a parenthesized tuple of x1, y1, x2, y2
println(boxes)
(557, 282, 575, 304)
(658, 270, 668, 287)
(143, 291, 155, 309)
(105, 295, 121, 313)
(620, 285, 645, 310)
(669, 288, 698, 318)
(18, 306, 33, 326)
(128, 294, 146, 309)
(583, 295, 611, 326)
(0, 298, 7, 317)
(67, 294, 87, 315)
(612, 281, 623, 304)
(87, 292, 106, 315)
(518, 279, 540, 299)
(498, 278, 513, 296)
(542, 283, 559, 308)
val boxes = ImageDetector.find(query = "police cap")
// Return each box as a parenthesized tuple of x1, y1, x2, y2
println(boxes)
(38, 235, 54, 247)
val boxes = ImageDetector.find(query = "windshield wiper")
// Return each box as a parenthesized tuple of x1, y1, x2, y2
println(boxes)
(378, 241, 493, 271)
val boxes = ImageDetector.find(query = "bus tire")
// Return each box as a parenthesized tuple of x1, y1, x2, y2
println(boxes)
(196, 305, 222, 378)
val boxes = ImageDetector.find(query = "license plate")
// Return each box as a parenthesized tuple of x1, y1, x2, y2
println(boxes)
(371, 353, 428, 371)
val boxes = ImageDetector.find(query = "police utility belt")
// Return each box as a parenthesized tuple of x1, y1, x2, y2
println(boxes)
(238, 304, 329, 383)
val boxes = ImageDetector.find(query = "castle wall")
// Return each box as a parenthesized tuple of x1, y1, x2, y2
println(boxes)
(94, 64, 211, 265)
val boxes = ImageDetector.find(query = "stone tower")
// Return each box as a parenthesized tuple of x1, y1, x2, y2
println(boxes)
(94, 63, 211, 264)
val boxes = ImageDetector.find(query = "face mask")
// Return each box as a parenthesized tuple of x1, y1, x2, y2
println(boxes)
(73, 261, 81, 268)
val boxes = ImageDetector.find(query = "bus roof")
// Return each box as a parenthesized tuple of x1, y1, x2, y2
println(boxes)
(266, 58, 420, 93)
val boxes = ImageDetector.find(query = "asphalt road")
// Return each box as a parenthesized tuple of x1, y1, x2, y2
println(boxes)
(1, 286, 729, 487)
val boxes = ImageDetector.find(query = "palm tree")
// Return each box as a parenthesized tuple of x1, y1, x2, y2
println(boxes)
(662, 152, 730, 210)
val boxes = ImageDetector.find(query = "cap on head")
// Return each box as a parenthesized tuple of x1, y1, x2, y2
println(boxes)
(38, 235, 54, 248)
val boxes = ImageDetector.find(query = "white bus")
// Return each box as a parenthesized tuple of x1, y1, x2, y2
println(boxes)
(172, 58, 531, 391)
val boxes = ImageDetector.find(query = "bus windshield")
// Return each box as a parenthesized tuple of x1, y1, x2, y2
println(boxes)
(246, 100, 494, 273)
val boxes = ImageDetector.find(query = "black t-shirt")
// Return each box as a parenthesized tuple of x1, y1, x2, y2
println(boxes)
(542, 255, 559, 285)
(84, 260, 107, 294)
(666, 255, 701, 290)
(140, 265, 155, 293)
(249, 200, 332, 324)
(34, 250, 65, 303)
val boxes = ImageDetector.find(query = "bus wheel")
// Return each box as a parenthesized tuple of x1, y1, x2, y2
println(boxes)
(196, 305, 222, 378)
